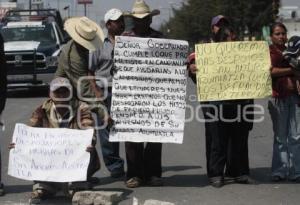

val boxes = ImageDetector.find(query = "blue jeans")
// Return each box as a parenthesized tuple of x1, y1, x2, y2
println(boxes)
(269, 95, 300, 179)
(97, 89, 124, 173)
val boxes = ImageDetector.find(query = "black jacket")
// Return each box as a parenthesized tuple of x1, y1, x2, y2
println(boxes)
(0, 34, 7, 114)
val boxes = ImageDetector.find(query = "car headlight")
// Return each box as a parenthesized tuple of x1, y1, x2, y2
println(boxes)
(46, 56, 58, 67)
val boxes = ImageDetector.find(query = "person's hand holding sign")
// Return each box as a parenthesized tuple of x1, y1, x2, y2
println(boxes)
(8, 143, 15, 150)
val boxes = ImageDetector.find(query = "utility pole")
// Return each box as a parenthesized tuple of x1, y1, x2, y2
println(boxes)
(64, 6, 70, 18)
(272, 0, 281, 21)
(57, 0, 60, 12)
(78, 0, 92, 17)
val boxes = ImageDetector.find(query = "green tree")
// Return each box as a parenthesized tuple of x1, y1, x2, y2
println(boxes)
(161, 0, 274, 47)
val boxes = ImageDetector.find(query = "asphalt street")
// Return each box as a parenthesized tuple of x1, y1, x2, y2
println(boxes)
(0, 79, 299, 205)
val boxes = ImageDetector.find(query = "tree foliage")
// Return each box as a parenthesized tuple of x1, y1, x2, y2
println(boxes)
(161, 0, 274, 46)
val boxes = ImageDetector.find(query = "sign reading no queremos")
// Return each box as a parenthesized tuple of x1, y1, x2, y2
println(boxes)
(110, 36, 189, 144)
(8, 123, 93, 182)
(195, 41, 272, 101)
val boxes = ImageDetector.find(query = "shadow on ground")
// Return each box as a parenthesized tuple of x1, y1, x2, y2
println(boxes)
(250, 167, 299, 185)
(4, 184, 32, 194)
(163, 165, 202, 173)
(8, 87, 48, 98)
(160, 167, 299, 187)
(161, 165, 208, 187)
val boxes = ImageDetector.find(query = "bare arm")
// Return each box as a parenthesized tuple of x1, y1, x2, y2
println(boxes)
(271, 67, 293, 77)
(88, 71, 103, 99)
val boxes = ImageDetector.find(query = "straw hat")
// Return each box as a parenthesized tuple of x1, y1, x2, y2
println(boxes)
(64, 16, 104, 51)
(130, 0, 160, 19)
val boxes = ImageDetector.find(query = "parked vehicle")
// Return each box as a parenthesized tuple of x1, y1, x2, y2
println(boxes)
(0, 9, 67, 89)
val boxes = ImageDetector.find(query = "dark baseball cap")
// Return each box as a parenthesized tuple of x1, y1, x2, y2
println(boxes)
(211, 15, 229, 27)
(285, 36, 300, 55)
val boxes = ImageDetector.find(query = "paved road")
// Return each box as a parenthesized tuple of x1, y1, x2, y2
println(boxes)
(0, 80, 299, 205)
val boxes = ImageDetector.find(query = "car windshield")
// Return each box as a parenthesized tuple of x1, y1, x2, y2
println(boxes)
(0, 24, 56, 45)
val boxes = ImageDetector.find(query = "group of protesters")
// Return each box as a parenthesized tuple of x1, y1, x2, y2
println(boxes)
(0, 0, 300, 204)
(187, 16, 300, 187)
(0, 0, 165, 203)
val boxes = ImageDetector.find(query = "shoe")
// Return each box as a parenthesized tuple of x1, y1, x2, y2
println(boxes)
(289, 176, 300, 183)
(111, 170, 125, 178)
(209, 177, 224, 188)
(210, 180, 224, 188)
(224, 176, 235, 183)
(147, 176, 163, 186)
(125, 177, 142, 188)
(272, 175, 285, 182)
(235, 176, 257, 184)
(0, 183, 5, 196)
(29, 189, 51, 204)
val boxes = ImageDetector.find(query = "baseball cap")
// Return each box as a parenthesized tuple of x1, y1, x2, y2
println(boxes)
(211, 15, 229, 27)
(285, 36, 300, 56)
(104, 8, 123, 24)
(50, 77, 72, 92)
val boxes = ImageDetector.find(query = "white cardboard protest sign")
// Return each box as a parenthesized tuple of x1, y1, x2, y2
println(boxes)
(110, 36, 189, 144)
(8, 123, 93, 182)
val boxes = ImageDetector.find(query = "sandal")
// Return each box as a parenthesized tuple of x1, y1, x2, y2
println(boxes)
(125, 177, 142, 188)
(29, 189, 52, 204)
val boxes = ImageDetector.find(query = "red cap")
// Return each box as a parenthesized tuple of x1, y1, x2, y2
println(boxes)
(188, 52, 195, 64)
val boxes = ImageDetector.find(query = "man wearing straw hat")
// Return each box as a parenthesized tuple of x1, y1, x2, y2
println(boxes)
(55, 17, 113, 185)
(89, 8, 126, 179)
(122, 0, 164, 188)
(55, 17, 109, 124)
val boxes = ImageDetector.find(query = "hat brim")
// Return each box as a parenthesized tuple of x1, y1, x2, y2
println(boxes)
(64, 17, 105, 51)
(131, 9, 160, 19)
